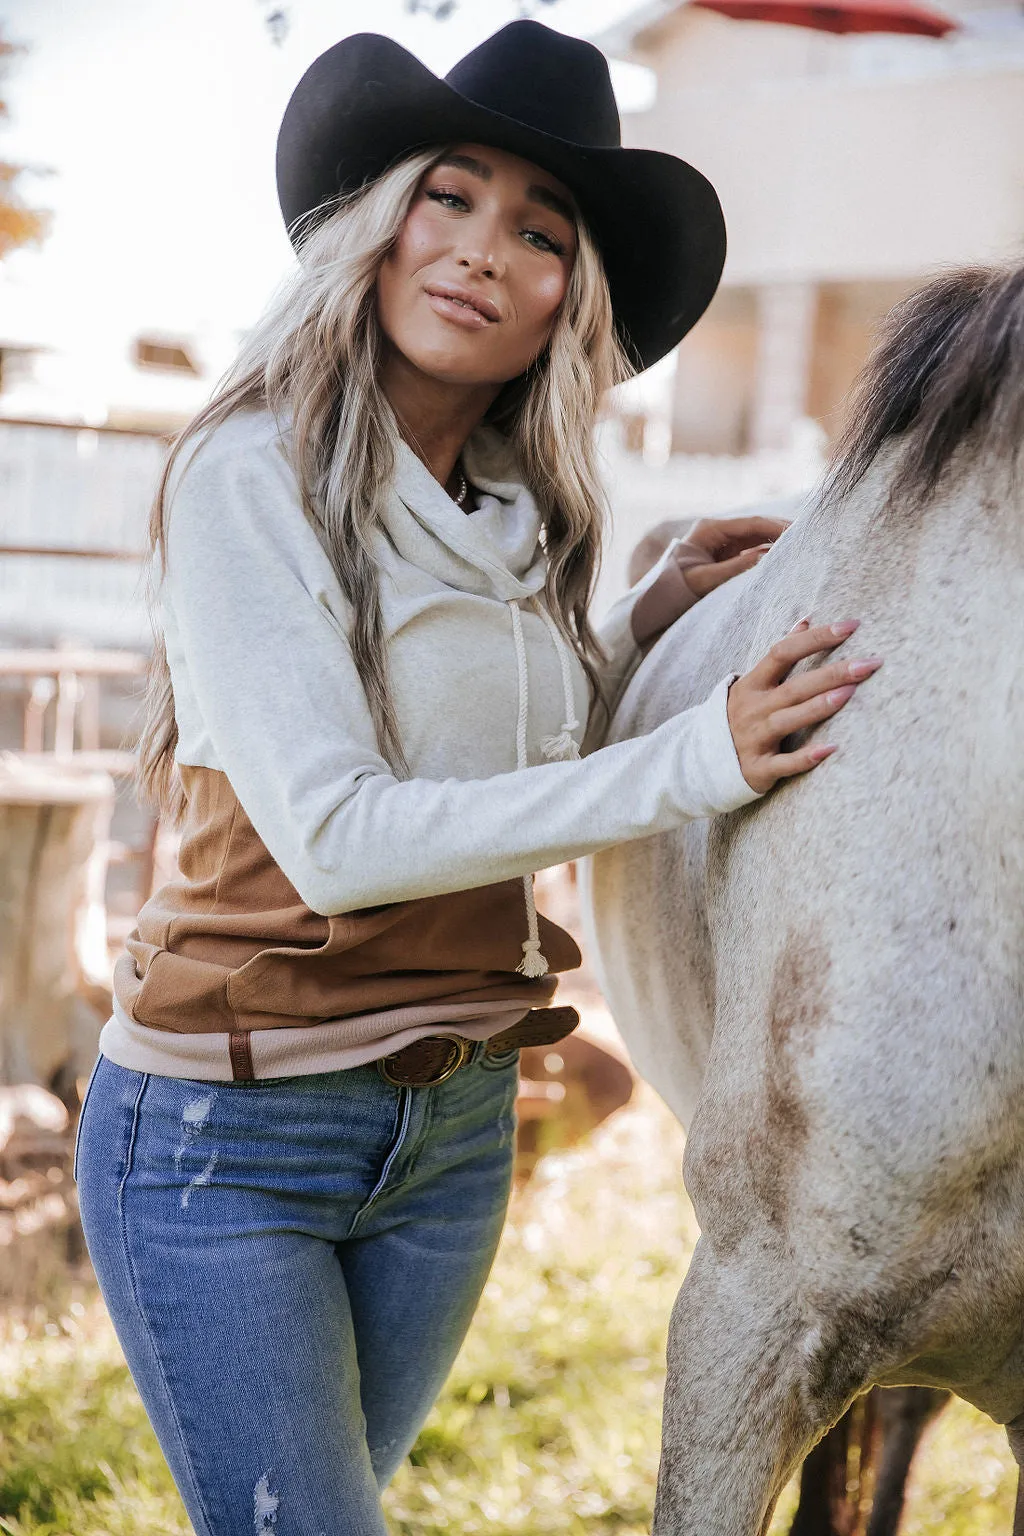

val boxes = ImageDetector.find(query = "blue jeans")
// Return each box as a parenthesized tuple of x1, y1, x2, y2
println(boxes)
(74, 1045, 519, 1536)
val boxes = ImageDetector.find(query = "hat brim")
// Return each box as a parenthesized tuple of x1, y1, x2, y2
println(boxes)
(276, 32, 726, 372)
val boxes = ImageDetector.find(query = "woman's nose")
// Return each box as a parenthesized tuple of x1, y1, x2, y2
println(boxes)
(454, 224, 506, 281)
(457, 252, 502, 279)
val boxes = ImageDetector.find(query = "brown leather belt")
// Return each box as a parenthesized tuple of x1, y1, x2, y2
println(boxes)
(376, 1005, 580, 1087)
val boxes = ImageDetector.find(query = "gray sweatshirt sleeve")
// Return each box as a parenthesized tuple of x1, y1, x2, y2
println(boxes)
(163, 441, 761, 917)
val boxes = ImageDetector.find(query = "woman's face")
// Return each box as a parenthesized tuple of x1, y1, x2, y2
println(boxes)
(376, 142, 578, 389)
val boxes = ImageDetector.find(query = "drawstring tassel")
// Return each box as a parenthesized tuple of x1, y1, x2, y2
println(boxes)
(542, 725, 581, 762)
(518, 935, 549, 978)
(532, 597, 582, 761)
(516, 872, 549, 977)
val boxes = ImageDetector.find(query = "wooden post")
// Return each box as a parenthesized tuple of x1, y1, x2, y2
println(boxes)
(0, 756, 115, 1088)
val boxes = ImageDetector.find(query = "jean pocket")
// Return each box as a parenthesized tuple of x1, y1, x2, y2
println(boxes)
(72, 1055, 103, 1183)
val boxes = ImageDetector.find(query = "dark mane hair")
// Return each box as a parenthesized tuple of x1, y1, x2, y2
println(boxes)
(823, 260, 1024, 514)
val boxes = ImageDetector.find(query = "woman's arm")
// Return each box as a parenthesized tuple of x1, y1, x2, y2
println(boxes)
(162, 438, 760, 917)
(587, 513, 790, 738)
(163, 436, 873, 917)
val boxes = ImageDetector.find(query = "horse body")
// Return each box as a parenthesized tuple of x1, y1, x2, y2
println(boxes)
(581, 269, 1024, 1532)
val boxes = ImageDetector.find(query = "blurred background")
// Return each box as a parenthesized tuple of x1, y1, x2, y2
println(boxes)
(0, 1, 1022, 1531)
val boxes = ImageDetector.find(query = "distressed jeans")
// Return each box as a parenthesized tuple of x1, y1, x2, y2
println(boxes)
(74, 1045, 519, 1536)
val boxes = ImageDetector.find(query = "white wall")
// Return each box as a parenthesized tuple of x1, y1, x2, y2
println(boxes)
(622, 5, 1024, 286)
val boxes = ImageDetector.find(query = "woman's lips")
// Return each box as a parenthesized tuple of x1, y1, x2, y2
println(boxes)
(425, 291, 496, 329)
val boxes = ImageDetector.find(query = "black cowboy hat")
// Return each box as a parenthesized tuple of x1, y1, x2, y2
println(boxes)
(276, 20, 726, 373)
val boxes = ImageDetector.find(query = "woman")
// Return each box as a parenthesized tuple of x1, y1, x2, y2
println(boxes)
(75, 21, 881, 1534)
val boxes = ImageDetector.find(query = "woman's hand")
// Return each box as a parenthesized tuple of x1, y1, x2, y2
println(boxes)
(728, 619, 882, 795)
(683, 515, 791, 599)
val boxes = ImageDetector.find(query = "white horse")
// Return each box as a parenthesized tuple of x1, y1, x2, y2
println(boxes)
(581, 262, 1024, 1534)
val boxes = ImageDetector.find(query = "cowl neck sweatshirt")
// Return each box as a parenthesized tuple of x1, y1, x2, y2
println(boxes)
(101, 406, 761, 1081)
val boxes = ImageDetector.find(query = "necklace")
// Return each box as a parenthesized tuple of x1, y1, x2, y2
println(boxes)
(451, 462, 469, 508)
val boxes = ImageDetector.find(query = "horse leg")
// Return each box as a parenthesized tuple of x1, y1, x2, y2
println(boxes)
(863, 1388, 948, 1536)
(789, 1429, 844, 1536)
(790, 1393, 879, 1536)
(654, 1240, 836, 1536)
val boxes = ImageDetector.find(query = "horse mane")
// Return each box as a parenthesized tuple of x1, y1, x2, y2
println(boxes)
(822, 259, 1024, 514)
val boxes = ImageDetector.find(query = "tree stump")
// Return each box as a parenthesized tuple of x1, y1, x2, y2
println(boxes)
(0, 755, 115, 1089)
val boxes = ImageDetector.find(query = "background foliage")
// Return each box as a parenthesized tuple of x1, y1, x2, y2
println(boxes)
(0, 1087, 1016, 1536)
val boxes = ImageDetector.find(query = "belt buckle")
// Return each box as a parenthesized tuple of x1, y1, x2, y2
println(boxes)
(377, 1034, 470, 1087)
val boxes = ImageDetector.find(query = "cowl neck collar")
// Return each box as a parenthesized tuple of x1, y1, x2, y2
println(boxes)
(386, 422, 547, 602)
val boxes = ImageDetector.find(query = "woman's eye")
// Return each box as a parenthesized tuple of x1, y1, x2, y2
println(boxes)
(424, 187, 566, 256)
(524, 229, 565, 256)
(425, 187, 467, 210)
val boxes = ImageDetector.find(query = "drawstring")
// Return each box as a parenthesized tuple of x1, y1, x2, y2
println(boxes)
(507, 598, 548, 978)
(505, 595, 583, 979)
(531, 597, 582, 762)
(508, 598, 531, 775)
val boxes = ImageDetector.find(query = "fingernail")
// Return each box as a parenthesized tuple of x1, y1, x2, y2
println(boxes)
(827, 685, 857, 706)
(848, 657, 883, 680)
(810, 745, 837, 762)
(789, 616, 811, 632)
(831, 620, 860, 636)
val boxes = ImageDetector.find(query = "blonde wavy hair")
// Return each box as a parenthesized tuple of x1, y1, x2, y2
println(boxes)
(133, 143, 636, 825)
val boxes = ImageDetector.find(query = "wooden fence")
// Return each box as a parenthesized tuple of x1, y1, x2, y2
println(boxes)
(0, 418, 167, 647)
(0, 414, 824, 644)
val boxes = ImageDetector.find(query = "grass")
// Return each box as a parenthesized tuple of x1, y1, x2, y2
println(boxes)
(0, 1086, 1017, 1535)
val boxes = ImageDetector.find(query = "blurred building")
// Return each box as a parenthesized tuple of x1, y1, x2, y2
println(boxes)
(5, 0, 1022, 647)
(0, 319, 236, 432)
(0, 319, 237, 647)
(598, 0, 1024, 453)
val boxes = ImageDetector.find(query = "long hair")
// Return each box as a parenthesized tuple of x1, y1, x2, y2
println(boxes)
(133, 143, 635, 826)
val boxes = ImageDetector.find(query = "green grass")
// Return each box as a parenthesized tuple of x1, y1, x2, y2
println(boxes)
(0, 1088, 1017, 1535)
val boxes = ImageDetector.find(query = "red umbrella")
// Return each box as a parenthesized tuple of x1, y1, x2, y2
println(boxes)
(691, 0, 958, 35)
